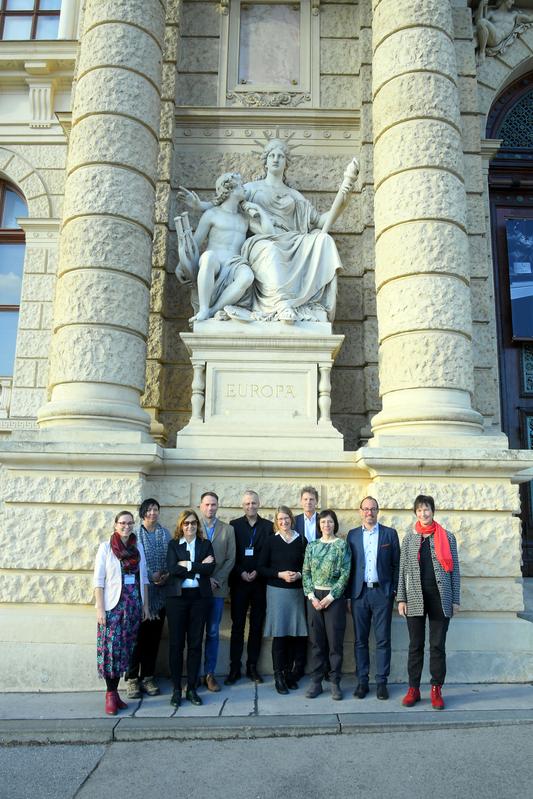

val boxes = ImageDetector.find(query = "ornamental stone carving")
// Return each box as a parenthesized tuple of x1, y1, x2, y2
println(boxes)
(226, 91, 312, 107)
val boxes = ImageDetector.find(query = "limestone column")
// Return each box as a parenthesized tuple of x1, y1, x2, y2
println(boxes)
(38, 0, 166, 435)
(370, 0, 484, 439)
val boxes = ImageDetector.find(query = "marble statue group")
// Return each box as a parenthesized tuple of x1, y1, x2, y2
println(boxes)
(175, 137, 359, 325)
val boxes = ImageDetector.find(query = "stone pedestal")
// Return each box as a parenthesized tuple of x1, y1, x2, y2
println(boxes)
(176, 321, 345, 459)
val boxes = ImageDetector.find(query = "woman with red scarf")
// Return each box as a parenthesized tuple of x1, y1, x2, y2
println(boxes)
(397, 494, 460, 710)
(94, 510, 149, 715)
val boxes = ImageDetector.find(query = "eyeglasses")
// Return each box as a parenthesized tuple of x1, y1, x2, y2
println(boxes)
(183, 521, 198, 526)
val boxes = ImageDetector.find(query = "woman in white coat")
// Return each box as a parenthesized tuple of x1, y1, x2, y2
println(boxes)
(94, 510, 149, 715)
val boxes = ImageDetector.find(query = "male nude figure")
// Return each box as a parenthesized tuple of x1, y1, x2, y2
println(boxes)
(475, 0, 533, 64)
(175, 172, 273, 323)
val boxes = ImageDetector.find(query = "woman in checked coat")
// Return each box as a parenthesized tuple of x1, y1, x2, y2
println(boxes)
(397, 494, 460, 710)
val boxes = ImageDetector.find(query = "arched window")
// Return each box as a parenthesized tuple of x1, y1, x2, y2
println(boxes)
(0, 0, 61, 41)
(0, 180, 27, 376)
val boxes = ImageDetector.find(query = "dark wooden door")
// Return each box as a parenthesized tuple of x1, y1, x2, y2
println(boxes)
(490, 194, 533, 575)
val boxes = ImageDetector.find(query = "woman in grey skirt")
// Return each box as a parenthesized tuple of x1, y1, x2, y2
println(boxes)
(258, 506, 307, 694)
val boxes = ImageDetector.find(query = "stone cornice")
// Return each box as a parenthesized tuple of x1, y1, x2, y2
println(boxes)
(481, 137, 503, 162)
(0, 39, 78, 66)
(17, 218, 61, 238)
(175, 106, 360, 131)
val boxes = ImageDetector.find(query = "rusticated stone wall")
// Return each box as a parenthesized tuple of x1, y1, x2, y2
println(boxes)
(1, 460, 523, 614)
(3, 449, 530, 690)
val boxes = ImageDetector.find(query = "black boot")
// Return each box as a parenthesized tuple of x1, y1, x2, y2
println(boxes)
(284, 669, 299, 689)
(274, 670, 289, 695)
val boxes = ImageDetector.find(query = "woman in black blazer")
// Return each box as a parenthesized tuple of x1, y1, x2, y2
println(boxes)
(166, 509, 216, 708)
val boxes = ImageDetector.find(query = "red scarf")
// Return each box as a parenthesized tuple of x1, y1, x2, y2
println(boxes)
(110, 531, 140, 573)
(415, 521, 453, 573)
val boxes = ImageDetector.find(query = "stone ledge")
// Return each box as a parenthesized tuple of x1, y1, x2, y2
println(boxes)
(338, 709, 533, 734)
(2, 710, 533, 745)
(0, 718, 116, 745)
(114, 714, 341, 741)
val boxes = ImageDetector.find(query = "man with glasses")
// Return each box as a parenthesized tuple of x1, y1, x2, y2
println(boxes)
(346, 497, 400, 700)
(198, 491, 235, 692)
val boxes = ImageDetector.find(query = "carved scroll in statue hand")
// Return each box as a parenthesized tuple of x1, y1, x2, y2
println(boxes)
(474, 0, 533, 65)
(176, 138, 359, 325)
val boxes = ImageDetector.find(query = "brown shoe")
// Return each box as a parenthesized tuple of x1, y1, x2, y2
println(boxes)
(205, 673, 221, 692)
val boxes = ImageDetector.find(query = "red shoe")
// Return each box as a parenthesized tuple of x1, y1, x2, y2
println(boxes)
(114, 691, 128, 710)
(401, 687, 421, 707)
(431, 684, 444, 710)
(105, 691, 117, 716)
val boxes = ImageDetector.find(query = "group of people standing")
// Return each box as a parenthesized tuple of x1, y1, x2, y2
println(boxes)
(93, 487, 460, 715)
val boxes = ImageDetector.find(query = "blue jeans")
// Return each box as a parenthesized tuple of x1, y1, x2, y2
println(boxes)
(204, 597, 225, 675)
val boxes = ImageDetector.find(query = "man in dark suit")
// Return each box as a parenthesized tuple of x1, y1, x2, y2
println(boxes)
(346, 496, 400, 700)
(225, 490, 273, 685)
(294, 485, 321, 543)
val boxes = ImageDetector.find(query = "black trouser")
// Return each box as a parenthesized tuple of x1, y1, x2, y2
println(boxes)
(406, 586, 450, 687)
(308, 590, 346, 683)
(105, 676, 120, 691)
(126, 609, 166, 680)
(229, 578, 267, 671)
(271, 636, 307, 674)
(166, 591, 210, 691)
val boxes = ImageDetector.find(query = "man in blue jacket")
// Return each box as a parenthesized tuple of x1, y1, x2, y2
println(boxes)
(346, 497, 400, 700)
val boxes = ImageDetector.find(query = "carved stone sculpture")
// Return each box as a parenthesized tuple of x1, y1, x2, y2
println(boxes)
(176, 137, 359, 324)
(474, 0, 533, 65)
(175, 172, 272, 323)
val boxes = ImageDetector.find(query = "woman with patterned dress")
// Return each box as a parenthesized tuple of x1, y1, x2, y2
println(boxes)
(94, 510, 149, 715)
(125, 498, 171, 699)
(302, 509, 352, 700)
(258, 506, 308, 695)
(397, 494, 461, 710)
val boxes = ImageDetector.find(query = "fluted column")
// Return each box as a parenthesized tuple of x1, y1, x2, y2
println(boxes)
(38, 0, 166, 436)
(370, 0, 484, 439)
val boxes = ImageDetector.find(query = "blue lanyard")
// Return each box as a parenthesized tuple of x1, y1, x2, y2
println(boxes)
(247, 525, 257, 548)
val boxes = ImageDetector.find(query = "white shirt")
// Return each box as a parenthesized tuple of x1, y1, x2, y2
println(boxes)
(93, 541, 149, 611)
(304, 513, 317, 543)
(363, 524, 379, 584)
(182, 537, 200, 588)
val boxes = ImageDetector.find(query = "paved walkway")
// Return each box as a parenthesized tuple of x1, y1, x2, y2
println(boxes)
(1, 678, 532, 744)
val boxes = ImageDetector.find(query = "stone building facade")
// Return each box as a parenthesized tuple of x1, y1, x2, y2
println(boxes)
(0, 0, 532, 689)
